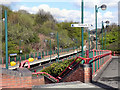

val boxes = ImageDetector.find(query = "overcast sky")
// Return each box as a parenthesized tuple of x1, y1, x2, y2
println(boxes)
(0, 0, 119, 29)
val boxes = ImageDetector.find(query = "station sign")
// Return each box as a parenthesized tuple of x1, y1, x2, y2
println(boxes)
(71, 24, 93, 27)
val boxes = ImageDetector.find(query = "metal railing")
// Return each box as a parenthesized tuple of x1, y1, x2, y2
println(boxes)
(1, 47, 78, 65)
(24, 49, 112, 83)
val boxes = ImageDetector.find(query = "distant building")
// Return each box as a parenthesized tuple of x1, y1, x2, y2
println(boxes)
(118, 1, 120, 26)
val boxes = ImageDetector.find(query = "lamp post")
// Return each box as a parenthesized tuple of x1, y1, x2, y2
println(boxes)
(19, 40, 23, 53)
(57, 32, 59, 62)
(102, 21, 104, 50)
(105, 30, 107, 50)
(50, 32, 55, 63)
(49, 40, 52, 63)
(19, 40, 23, 63)
(81, 0, 84, 57)
(101, 21, 109, 50)
(104, 22, 109, 50)
(5, 10, 8, 69)
(72, 38, 78, 51)
(95, 4, 107, 50)
(88, 29, 90, 52)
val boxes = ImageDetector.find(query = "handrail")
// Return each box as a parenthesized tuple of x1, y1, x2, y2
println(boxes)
(19, 60, 30, 68)
(58, 59, 82, 79)
(56, 56, 91, 79)
(32, 72, 59, 82)
(56, 57, 81, 79)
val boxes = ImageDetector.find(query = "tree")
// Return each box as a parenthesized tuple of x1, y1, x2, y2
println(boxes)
(35, 9, 55, 25)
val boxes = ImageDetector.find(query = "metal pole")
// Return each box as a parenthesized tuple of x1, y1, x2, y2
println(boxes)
(95, 5, 98, 50)
(88, 30, 90, 52)
(50, 39, 51, 63)
(81, 0, 84, 57)
(5, 10, 8, 69)
(102, 21, 104, 50)
(105, 30, 106, 50)
(19, 40, 21, 63)
(57, 32, 59, 62)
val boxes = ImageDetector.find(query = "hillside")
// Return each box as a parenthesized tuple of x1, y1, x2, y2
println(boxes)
(1, 5, 88, 56)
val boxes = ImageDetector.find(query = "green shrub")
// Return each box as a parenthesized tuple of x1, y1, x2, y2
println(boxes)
(40, 58, 81, 77)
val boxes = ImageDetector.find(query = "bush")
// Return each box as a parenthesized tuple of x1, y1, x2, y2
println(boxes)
(40, 58, 81, 77)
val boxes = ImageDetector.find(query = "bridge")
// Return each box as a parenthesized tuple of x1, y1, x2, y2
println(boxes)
(1, 49, 119, 89)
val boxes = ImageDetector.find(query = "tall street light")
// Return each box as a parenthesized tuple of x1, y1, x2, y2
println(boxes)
(19, 40, 23, 63)
(5, 10, 8, 69)
(95, 4, 107, 50)
(50, 32, 55, 63)
(88, 29, 90, 52)
(81, 0, 84, 57)
(101, 21, 109, 50)
(104, 21, 110, 50)
(57, 32, 59, 62)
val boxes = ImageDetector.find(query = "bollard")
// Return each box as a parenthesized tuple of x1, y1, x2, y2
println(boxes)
(84, 64, 92, 83)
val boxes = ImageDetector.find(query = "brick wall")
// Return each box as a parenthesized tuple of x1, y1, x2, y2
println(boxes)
(62, 64, 84, 83)
(1, 68, 32, 88)
(32, 76, 45, 85)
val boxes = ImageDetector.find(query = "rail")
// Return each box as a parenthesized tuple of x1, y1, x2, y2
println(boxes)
(32, 72, 59, 83)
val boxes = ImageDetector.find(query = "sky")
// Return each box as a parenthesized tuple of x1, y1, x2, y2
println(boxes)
(0, 0, 119, 29)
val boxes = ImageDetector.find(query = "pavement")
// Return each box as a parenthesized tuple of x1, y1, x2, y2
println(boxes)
(33, 81, 100, 88)
(92, 56, 119, 89)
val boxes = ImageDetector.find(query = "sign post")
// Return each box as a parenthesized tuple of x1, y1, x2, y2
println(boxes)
(71, 23, 93, 59)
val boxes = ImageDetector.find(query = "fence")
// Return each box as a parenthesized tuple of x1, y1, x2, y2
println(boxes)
(36, 49, 112, 83)
(1, 46, 78, 65)
(18, 49, 112, 83)
(56, 49, 112, 82)
(88, 49, 112, 75)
